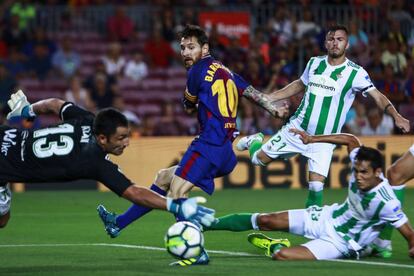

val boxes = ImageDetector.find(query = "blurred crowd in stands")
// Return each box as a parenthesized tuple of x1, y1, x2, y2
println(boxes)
(0, 0, 414, 137)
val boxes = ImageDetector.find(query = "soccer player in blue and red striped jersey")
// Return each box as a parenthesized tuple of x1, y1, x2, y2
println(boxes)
(97, 25, 287, 265)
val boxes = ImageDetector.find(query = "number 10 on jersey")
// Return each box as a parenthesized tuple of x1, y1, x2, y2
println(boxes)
(211, 79, 238, 118)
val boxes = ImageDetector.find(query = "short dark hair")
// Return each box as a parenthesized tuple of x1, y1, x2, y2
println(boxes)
(355, 146, 383, 171)
(93, 108, 128, 137)
(327, 25, 349, 35)
(179, 24, 209, 46)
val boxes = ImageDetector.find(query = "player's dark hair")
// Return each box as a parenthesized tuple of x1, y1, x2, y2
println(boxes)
(355, 146, 383, 171)
(180, 24, 209, 46)
(93, 108, 128, 137)
(327, 25, 349, 35)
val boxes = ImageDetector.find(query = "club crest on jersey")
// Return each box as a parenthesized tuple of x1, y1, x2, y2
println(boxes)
(1, 129, 17, 156)
(308, 75, 340, 96)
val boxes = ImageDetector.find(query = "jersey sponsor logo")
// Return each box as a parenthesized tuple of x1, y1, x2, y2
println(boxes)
(307, 75, 340, 96)
(1, 129, 17, 156)
(81, 126, 91, 143)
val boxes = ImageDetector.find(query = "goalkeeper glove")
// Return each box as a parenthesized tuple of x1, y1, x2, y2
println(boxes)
(7, 90, 35, 120)
(167, 197, 216, 227)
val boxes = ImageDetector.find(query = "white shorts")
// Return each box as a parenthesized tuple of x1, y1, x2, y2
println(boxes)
(288, 205, 348, 259)
(261, 125, 335, 177)
(0, 184, 11, 215)
(409, 144, 414, 156)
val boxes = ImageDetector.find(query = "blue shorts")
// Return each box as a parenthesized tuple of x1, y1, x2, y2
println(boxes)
(175, 139, 236, 195)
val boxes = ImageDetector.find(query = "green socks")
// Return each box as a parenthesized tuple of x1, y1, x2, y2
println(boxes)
(249, 138, 263, 158)
(306, 181, 324, 207)
(205, 213, 254, 232)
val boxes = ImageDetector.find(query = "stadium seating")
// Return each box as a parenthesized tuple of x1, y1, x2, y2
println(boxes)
(19, 31, 188, 125)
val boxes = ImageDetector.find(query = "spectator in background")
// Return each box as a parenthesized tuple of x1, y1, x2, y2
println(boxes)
(124, 52, 148, 82)
(65, 75, 94, 111)
(238, 102, 259, 135)
(345, 99, 367, 135)
(294, 10, 321, 41)
(87, 73, 115, 109)
(262, 117, 285, 136)
(251, 28, 270, 66)
(0, 63, 17, 112)
(9, 0, 36, 32)
(223, 36, 247, 72)
(348, 20, 370, 66)
(112, 96, 141, 128)
(153, 101, 185, 136)
(377, 64, 406, 108)
(267, 6, 294, 46)
(107, 6, 135, 42)
(22, 27, 56, 60)
(25, 44, 52, 80)
(207, 24, 226, 61)
(101, 42, 126, 77)
(384, 18, 407, 47)
(243, 57, 267, 89)
(361, 108, 394, 136)
(84, 60, 117, 96)
(381, 39, 407, 77)
(52, 37, 81, 79)
(160, 9, 176, 42)
(3, 15, 28, 51)
(4, 47, 26, 79)
(366, 48, 384, 87)
(404, 63, 414, 103)
(144, 29, 175, 68)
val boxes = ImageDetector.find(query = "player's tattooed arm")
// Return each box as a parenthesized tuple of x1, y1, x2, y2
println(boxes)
(242, 85, 288, 118)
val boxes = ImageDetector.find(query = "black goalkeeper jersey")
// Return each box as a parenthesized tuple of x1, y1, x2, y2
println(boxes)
(0, 102, 132, 196)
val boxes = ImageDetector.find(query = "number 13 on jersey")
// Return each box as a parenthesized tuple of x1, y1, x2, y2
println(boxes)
(211, 79, 238, 118)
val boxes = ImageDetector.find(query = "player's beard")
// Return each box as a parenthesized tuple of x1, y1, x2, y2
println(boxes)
(183, 52, 203, 69)
(328, 47, 346, 59)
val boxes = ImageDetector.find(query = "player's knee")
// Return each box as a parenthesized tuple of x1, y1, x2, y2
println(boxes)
(257, 214, 274, 230)
(154, 166, 176, 190)
(251, 152, 266, 166)
(272, 248, 291, 260)
(386, 166, 401, 186)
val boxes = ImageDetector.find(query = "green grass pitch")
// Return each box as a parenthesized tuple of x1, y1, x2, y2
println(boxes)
(1, 189, 414, 275)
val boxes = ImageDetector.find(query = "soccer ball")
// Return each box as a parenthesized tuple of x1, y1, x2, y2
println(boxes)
(164, 221, 204, 259)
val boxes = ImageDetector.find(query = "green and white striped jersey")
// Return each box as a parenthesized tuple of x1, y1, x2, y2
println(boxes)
(330, 148, 407, 249)
(290, 56, 375, 135)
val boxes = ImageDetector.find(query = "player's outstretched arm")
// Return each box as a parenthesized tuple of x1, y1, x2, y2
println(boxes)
(122, 185, 215, 227)
(268, 79, 306, 102)
(396, 222, 414, 259)
(368, 89, 410, 133)
(31, 98, 66, 116)
(289, 128, 362, 154)
(7, 90, 65, 119)
(242, 86, 289, 119)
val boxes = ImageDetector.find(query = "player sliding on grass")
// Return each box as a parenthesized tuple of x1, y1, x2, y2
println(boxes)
(236, 24, 410, 210)
(206, 129, 414, 260)
(96, 24, 288, 266)
(0, 90, 215, 230)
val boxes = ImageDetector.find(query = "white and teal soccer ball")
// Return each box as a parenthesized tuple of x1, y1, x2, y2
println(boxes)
(164, 221, 204, 259)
